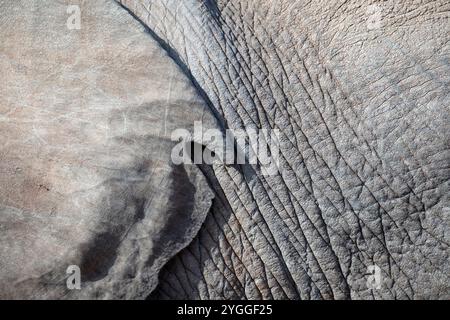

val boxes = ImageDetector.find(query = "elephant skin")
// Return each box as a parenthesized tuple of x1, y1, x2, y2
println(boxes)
(0, 0, 449, 299)
(0, 0, 217, 299)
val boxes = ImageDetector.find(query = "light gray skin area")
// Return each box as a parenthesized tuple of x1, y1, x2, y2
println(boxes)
(0, 0, 217, 299)
(0, 0, 449, 299)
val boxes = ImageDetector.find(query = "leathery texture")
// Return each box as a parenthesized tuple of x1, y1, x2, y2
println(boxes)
(0, 0, 219, 299)
(118, 0, 450, 299)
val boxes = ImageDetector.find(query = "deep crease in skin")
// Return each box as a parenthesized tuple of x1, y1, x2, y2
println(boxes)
(116, 0, 450, 300)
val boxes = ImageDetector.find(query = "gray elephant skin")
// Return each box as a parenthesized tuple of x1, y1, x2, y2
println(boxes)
(0, 0, 449, 300)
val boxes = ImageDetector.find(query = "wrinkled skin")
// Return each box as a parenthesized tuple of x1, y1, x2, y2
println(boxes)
(0, 0, 449, 299)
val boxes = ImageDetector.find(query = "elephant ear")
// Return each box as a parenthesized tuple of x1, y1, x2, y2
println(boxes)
(0, 0, 219, 299)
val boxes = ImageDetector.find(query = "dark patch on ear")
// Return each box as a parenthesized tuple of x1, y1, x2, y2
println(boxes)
(78, 232, 122, 282)
(145, 164, 196, 268)
(78, 197, 146, 282)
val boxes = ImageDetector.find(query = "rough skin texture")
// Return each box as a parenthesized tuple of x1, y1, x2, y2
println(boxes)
(0, 0, 449, 299)
(119, 0, 450, 299)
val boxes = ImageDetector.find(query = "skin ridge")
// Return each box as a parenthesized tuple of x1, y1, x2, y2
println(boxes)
(115, 0, 450, 299)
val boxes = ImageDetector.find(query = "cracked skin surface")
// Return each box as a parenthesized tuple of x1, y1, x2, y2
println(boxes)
(119, 0, 450, 299)
(0, 0, 449, 299)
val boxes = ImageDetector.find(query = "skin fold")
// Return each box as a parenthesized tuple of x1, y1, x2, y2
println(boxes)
(0, 0, 217, 299)
(119, 0, 450, 299)
(0, 0, 449, 299)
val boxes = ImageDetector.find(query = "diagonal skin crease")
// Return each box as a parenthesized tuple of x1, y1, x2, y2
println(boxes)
(115, 0, 449, 299)
(114, 1, 346, 298)
(115, 0, 394, 298)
